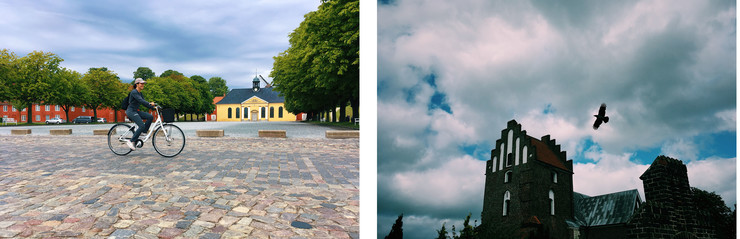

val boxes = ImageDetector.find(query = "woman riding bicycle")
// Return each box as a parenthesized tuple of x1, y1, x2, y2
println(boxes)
(125, 78, 156, 150)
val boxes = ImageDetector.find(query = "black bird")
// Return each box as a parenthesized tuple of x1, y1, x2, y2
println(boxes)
(593, 103, 609, 130)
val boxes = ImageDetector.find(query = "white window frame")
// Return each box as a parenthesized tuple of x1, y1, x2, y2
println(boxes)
(504, 170, 512, 183)
(55, 105, 60, 111)
(3, 105, 6, 112)
(35, 115, 40, 121)
(549, 190, 555, 215)
(503, 191, 511, 216)
(71, 106, 75, 112)
(45, 105, 50, 111)
(35, 105, 40, 111)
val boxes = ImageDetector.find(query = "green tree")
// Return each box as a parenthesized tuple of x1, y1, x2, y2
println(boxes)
(80, 68, 123, 121)
(46, 68, 86, 123)
(436, 223, 449, 239)
(385, 214, 403, 239)
(270, 0, 359, 122)
(208, 76, 228, 97)
(457, 213, 476, 239)
(9, 51, 63, 123)
(133, 67, 156, 80)
(160, 69, 184, 78)
(0, 49, 19, 102)
(191, 75, 214, 121)
(692, 187, 735, 239)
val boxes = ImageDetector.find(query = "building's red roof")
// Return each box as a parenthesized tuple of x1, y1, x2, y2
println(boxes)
(530, 137, 570, 172)
(213, 96, 224, 104)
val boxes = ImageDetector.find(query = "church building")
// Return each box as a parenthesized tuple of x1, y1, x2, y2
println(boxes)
(479, 120, 717, 239)
(215, 76, 297, 122)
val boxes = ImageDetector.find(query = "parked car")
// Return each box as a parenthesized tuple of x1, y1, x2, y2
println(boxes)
(73, 116, 93, 124)
(97, 117, 107, 123)
(45, 117, 65, 124)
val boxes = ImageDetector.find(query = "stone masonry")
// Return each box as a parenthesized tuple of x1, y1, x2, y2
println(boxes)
(627, 156, 716, 239)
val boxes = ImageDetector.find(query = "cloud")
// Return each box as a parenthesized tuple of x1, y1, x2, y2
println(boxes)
(0, 0, 320, 88)
(378, 155, 485, 216)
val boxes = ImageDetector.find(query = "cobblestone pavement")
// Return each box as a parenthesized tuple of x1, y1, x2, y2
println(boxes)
(0, 135, 359, 238)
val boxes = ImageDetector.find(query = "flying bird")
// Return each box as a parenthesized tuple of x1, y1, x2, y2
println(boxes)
(593, 103, 609, 130)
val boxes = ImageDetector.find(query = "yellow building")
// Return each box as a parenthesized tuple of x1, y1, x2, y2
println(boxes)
(215, 77, 296, 122)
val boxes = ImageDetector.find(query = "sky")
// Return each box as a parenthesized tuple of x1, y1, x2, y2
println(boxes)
(378, 0, 736, 238)
(0, 0, 321, 89)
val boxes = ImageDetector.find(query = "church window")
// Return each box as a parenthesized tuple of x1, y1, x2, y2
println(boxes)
(552, 172, 558, 183)
(228, 108, 232, 118)
(236, 107, 240, 118)
(270, 107, 275, 118)
(506, 153, 513, 167)
(244, 108, 249, 118)
(503, 191, 511, 216)
(279, 107, 283, 118)
(504, 171, 512, 183)
(549, 190, 555, 215)
(261, 107, 266, 118)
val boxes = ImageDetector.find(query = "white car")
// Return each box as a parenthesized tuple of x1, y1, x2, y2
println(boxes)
(97, 117, 107, 123)
(45, 117, 65, 124)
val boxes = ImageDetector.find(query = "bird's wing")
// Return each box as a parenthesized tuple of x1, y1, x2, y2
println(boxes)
(598, 103, 607, 117)
(593, 118, 603, 129)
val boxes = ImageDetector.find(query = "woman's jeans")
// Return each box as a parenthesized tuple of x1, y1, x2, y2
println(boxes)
(126, 109, 153, 143)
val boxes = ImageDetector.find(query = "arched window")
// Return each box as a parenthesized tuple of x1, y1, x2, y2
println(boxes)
(227, 108, 232, 118)
(278, 107, 283, 118)
(270, 107, 275, 118)
(552, 172, 558, 183)
(549, 190, 555, 215)
(503, 191, 511, 216)
(244, 107, 249, 118)
(506, 153, 513, 167)
(236, 107, 240, 119)
(504, 171, 512, 183)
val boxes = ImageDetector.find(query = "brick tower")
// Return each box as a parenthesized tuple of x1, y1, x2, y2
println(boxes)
(480, 120, 575, 238)
(627, 156, 716, 238)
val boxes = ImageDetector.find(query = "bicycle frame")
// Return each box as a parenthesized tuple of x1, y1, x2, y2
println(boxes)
(118, 107, 170, 143)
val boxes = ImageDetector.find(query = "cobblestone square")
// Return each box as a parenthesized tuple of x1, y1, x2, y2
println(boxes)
(0, 135, 359, 238)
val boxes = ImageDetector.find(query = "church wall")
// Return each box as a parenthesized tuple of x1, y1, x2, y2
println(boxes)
(216, 103, 296, 122)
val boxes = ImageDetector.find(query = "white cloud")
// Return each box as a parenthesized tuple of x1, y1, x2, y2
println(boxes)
(574, 149, 648, 198)
(661, 139, 699, 162)
(382, 155, 485, 210)
(687, 157, 736, 207)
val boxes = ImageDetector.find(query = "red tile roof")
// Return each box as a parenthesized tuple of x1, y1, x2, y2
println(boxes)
(529, 137, 570, 172)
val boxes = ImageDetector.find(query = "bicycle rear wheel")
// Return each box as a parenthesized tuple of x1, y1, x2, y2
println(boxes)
(152, 124, 185, 157)
(108, 123, 134, 156)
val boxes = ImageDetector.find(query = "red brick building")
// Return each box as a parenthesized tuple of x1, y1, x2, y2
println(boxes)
(0, 102, 126, 123)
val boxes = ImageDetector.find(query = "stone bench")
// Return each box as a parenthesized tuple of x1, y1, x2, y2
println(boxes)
(326, 130, 359, 139)
(258, 130, 286, 138)
(197, 130, 224, 137)
(49, 129, 72, 135)
(93, 129, 110, 135)
(11, 129, 31, 135)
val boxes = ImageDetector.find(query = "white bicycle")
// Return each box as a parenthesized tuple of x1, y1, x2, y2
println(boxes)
(107, 104, 185, 157)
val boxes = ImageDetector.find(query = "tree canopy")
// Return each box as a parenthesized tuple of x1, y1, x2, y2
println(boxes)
(270, 0, 359, 121)
(208, 76, 228, 97)
(0, 49, 226, 123)
(133, 66, 156, 80)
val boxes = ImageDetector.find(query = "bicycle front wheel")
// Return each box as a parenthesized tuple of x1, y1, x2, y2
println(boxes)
(152, 124, 185, 157)
(108, 123, 134, 156)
